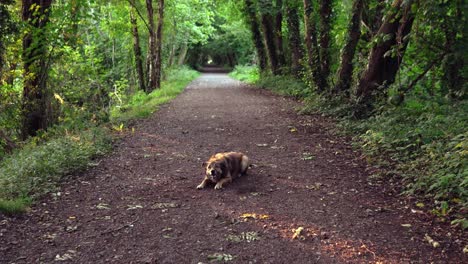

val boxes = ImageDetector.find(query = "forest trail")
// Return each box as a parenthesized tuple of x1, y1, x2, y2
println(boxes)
(1, 72, 465, 263)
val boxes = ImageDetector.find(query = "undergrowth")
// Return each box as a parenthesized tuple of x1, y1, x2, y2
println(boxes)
(111, 66, 200, 123)
(230, 65, 468, 228)
(0, 66, 199, 214)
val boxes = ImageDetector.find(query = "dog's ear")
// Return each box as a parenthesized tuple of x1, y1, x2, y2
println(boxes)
(202, 162, 207, 167)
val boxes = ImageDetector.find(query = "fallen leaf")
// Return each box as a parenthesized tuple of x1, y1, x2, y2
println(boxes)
(424, 234, 440, 248)
(55, 250, 77, 261)
(301, 152, 315, 161)
(127, 204, 144, 210)
(95, 203, 110, 210)
(226, 232, 260, 243)
(240, 213, 269, 220)
(289, 127, 298, 133)
(207, 253, 234, 262)
(292, 227, 305, 240)
(416, 202, 425, 208)
(151, 202, 179, 209)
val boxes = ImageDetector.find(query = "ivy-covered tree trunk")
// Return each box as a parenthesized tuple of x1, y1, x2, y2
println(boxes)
(259, 0, 280, 75)
(441, 1, 466, 100)
(130, 8, 146, 92)
(21, 0, 53, 139)
(146, 0, 157, 92)
(334, 0, 363, 95)
(355, 0, 417, 116)
(154, 0, 164, 89)
(318, 0, 331, 92)
(303, 0, 326, 91)
(244, 0, 267, 71)
(274, 0, 286, 71)
(285, 1, 303, 76)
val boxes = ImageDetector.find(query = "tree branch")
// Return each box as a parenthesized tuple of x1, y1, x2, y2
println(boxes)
(126, 0, 151, 32)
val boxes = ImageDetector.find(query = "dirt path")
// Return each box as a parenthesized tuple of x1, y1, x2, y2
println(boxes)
(1, 73, 466, 263)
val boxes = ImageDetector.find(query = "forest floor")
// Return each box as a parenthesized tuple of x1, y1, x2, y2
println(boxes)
(1, 71, 466, 263)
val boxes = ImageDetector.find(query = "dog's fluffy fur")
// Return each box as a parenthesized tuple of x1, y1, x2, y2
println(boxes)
(196, 152, 250, 190)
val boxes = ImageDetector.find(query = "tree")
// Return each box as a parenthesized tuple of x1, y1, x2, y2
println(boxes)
(259, 0, 280, 75)
(274, 0, 286, 71)
(154, 0, 164, 89)
(285, 0, 303, 76)
(303, 0, 326, 91)
(130, 7, 146, 91)
(334, 0, 363, 94)
(318, 0, 332, 91)
(355, 0, 417, 116)
(244, 0, 267, 71)
(21, 0, 53, 139)
(146, 0, 157, 92)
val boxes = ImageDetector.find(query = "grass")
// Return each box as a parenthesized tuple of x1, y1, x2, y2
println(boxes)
(229, 65, 259, 84)
(111, 66, 200, 123)
(0, 66, 200, 214)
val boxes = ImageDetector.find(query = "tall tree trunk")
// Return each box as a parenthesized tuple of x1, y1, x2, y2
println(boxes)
(177, 41, 188, 65)
(244, 0, 267, 71)
(318, 0, 331, 92)
(21, 0, 53, 139)
(441, 1, 466, 100)
(146, 0, 157, 92)
(285, 1, 304, 77)
(130, 8, 146, 92)
(274, 0, 286, 71)
(259, 0, 280, 75)
(303, 0, 326, 91)
(355, 0, 417, 116)
(334, 0, 363, 94)
(154, 0, 164, 89)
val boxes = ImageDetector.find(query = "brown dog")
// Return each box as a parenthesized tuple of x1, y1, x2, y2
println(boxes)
(196, 152, 250, 190)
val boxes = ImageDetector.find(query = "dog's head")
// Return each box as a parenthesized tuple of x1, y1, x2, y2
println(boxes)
(203, 160, 225, 182)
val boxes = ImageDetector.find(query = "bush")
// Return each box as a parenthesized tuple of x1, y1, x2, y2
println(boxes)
(111, 66, 200, 123)
(0, 126, 112, 213)
(229, 65, 259, 84)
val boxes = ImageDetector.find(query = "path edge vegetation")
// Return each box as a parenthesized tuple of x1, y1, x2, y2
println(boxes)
(0, 67, 199, 214)
(230, 67, 467, 230)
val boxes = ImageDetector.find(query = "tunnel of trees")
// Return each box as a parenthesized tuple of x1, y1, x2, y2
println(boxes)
(0, 0, 466, 225)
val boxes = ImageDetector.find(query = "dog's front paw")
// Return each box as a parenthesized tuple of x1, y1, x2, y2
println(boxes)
(196, 183, 205, 189)
(214, 183, 223, 190)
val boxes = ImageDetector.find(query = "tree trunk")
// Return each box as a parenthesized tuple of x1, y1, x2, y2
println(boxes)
(285, 1, 304, 77)
(355, 0, 417, 116)
(274, 0, 286, 71)
(177, 41, 188, 66)
(244, 0, 267, 71)
(303, 0, 326, 91)
(318, 0, 331, 92)
(334, 0, 363, 95)
(154, 0, 164, 89)
(146, 0, 157, 92)
(21, 0, 53, 139)
(130, 8, 146, 92)
(441, 2, 466, 100)
(259, 0, 280, 75)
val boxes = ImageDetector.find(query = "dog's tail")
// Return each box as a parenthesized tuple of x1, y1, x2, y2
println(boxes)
(240, 154, 250, 175)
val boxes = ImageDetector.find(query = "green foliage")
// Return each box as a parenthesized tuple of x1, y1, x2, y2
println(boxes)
(0, 125, 112, 211)
(111, 66, 199, 123)
(337, 99, 468, 223)
(230, 65, 309, 98)
(255, 74, 311, 99)
(229, 65, 259, 84)
(0, 197, 31, 214)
